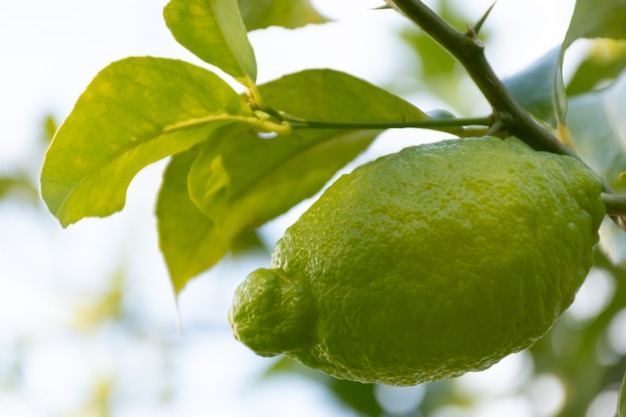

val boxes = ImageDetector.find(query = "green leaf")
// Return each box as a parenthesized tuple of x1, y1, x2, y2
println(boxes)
(568, 73, 626, 264)
(568, 78, 626, 193)
(237, 0, 328, 31)
(40, 57, 252, 227)
(156, 148, 228, 294)
(567, 40, 626, 96)
(188, 69, 428, 241)
(504, 0, 626, 126)
(402, 0, 476, 77)
(164, 0, 257, 86)
(564, 0, 626, 47)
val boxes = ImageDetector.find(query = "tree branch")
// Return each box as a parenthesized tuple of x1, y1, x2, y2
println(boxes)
(387, 0, 576, 158)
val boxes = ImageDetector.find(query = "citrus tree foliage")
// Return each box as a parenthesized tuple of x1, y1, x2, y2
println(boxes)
(39, 0, 626, 414)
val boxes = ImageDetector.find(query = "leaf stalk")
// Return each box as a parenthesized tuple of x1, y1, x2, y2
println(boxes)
(280, 112, 491, 134)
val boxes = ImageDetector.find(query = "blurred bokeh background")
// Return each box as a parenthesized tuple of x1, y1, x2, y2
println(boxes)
(2, 0, 626, 416)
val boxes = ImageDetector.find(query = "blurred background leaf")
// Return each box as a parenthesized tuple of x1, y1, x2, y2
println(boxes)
(0, 176, 39, 203)
(504, 0, 626, 127)
(237, 0, 328, 31)
(564, 0, 626, 46)
(397, 0, 486, 115)
(567, 40, 626, 96)
(568, 70, 626, 266)
(503, 47, 562, 125)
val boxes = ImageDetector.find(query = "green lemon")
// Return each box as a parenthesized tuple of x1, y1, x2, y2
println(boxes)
(228, 136, 605, 386)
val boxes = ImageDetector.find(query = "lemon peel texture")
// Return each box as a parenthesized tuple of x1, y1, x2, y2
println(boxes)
(229, 136, 605, 386)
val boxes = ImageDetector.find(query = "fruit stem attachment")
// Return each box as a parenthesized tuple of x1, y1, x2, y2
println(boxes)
(601, 193, 626, 230)
(602, 193, 626, 216)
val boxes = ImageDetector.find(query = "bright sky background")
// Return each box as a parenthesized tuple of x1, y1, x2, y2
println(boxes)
(0, 1, 594, 416)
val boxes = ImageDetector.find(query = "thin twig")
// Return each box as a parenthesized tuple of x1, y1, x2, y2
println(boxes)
(281, 113, 490, 132)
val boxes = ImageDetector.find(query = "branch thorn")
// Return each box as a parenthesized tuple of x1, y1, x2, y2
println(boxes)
(471, 1, 497, 36)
